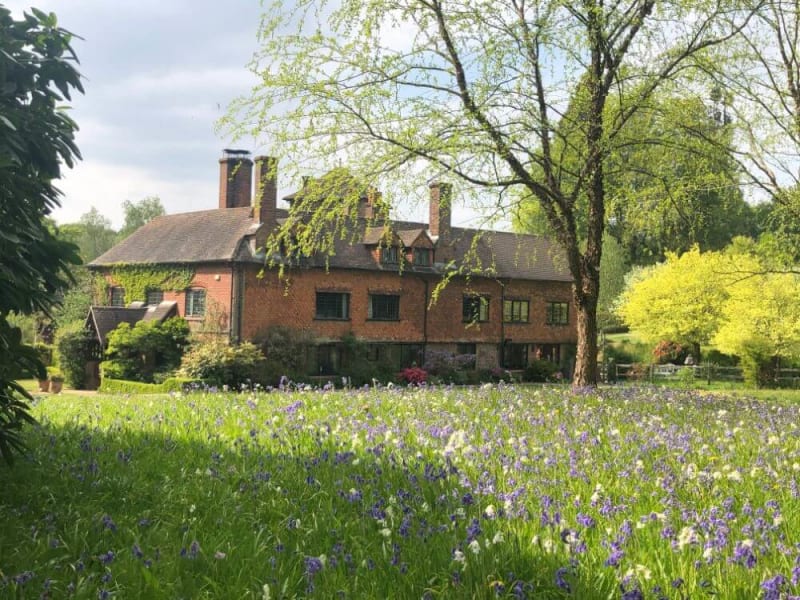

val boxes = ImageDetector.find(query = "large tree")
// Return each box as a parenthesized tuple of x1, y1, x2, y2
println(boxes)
(224, 0, 759, 386)
(118, 196, 165, 240)
(516, 90, 756, 264)
(58, 207, 117, 263)
(0, 6, 82, 462)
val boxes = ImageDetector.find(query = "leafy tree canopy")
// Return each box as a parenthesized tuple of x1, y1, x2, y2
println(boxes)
(0, 5, 82, 463)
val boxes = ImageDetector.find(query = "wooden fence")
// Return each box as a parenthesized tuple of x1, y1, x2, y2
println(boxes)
(605, 363, 800, 388)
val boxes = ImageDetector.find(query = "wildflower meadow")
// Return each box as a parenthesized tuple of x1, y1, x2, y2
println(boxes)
(2, 385, 799, 599)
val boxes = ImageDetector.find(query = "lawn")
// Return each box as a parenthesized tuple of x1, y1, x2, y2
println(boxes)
(1, 385, 799, 598)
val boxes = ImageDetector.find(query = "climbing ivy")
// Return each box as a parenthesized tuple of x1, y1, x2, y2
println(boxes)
(108, 265, 195, 303)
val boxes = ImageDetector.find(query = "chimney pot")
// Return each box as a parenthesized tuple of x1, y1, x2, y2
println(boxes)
(254, 155, 278, 228)
(219, 150, 253, 209)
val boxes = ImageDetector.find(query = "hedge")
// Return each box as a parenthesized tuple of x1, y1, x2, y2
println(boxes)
(98, 377, 203, 395)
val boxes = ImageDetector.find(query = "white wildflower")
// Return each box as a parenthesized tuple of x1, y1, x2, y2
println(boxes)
(468, 540, 481, 555)
(453, 549, 466, 564)
(727, 470, 742, 482)
(492, 532, 505, 545)
(379, 528, 392, 538)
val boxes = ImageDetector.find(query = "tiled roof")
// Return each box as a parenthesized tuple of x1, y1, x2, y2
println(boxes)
(89, 207, 262, 265)
(86, 302, 179, 346)
(89, 205, 571, 282)
(305, 221, 571, 281)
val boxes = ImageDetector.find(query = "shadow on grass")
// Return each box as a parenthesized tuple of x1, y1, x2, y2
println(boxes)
(0, 413, 597, 599)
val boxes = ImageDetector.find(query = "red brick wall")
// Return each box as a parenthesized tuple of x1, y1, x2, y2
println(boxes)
(101, 265, 234, 334)
(240, 268, 427, 342)
(240, 267, 577, 347)
(99, 265, 577, 356)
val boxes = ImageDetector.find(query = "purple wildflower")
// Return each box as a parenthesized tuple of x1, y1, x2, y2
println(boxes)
(98, 551, 115, 565)
(555, 567, 571, 592)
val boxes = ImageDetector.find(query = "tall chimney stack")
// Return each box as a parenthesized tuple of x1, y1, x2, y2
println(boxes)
(429, 182, 453, 262)
(219, 149, 253, 209)
(254, 155, 278, 227)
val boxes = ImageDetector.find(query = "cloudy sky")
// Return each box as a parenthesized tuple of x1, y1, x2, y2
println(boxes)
(6, 1, 280, 228)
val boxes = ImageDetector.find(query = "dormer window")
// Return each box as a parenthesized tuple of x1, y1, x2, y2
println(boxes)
(381, 246, 399, 264)
(413, 248, 431, 266)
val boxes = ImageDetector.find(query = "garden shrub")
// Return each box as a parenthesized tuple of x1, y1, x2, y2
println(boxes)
(523, 360, 560, 382)
(398, 367, 427, 385)
(423, 350, 475, 382)
(100, 317, 190, 383)
(340, 333, 397, 386)
(98, 377, 202, 394)
(33, 343, 53, 368)
(256, 325, 315, 385)
(55, 321, 95, 389)
(178, 340, 266, 387)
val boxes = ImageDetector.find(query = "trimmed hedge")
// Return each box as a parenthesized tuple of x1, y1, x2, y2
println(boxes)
(98, 377, 202, 395)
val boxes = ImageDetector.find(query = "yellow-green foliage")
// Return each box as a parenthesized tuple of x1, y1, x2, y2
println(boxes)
(108, 265, 194, 304)
(615, 247, 730, 348)
(714, 272, 800, 362)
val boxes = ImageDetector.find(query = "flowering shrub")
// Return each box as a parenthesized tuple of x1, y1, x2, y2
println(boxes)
(398, 366, 427, 385)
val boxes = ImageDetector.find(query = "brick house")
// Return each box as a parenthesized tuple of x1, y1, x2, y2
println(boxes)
(89, 150, 577, 377)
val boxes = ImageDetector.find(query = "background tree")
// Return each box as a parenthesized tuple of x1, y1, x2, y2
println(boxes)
(224, 0, 758, 386)
(0, 6, 82, 463)
(58, 207, 116, 263)
(707, 1, 800, 268)
(515, 91, 756, 264)
(118, 196, 165, 240)
(615, 247, 736, 360)
(714, 270, 800, 385)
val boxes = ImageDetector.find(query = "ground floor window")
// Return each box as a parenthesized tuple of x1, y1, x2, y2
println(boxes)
(399, 344, 424, 369)
(533, 343, 560, 364)
(185, 288, 206, 317)
(503, 343, 528, 369)
(317, 344, 341, 375)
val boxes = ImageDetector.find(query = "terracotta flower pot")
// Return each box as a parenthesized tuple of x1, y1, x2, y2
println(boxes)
(38, 379, 50, 393)
(50, 379, 63, 394)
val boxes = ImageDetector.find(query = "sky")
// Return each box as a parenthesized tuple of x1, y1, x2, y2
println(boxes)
(5, 1, 297, 228)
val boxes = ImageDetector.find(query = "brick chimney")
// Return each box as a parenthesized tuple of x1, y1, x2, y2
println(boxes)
(358, 188, 382, 220)
(219, 149, 253, 209)
(254, 155, 278, 227)
(429, 182, 453, 262)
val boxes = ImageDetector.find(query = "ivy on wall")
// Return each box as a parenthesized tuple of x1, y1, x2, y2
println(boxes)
(107, 265, 195, 304)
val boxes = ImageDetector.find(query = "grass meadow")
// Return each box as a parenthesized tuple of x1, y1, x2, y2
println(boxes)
(2, 385, 800, 599)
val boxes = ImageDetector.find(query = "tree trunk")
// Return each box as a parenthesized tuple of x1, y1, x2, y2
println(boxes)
(572, 282, 600, 387)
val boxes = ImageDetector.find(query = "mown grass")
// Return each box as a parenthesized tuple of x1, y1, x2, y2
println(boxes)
(2, 386, 799, 598)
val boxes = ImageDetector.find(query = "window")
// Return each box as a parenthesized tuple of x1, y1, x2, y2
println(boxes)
(381, 246, 399, 264)
(109, 286, 125, 307)
(503, 299, 530, 323)
(185, 288, 206, 317)
(503, 343, 529, 369)
(317, 344, 341, 375)
(316, 292, 350, 320)
(413, 248, 431, 266)
(456, 343, 476, 356)
(368, 294, 400, 321)
(546, 302, 569, 326)
(145, 288, 164, 306)
(462, 295, 489, 322)
(399, 344, 423, 368)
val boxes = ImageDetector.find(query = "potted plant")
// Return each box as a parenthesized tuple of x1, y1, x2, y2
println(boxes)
(37, 375, 50, 393)
(48, 367, 64, 394)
